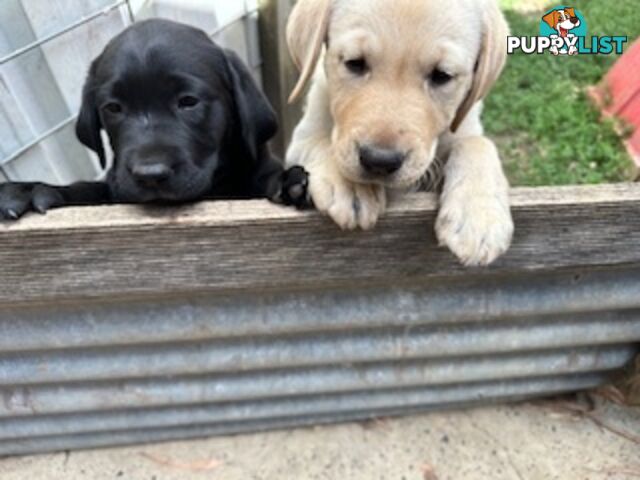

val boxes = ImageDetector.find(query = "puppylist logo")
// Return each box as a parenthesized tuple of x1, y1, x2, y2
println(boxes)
(508, 6, 627, 56)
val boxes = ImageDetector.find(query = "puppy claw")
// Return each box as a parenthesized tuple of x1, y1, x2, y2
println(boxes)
(33, 204, 48, 215)
(32, 186, 64, 214)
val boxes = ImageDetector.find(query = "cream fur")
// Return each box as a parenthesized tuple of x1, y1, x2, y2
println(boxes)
(286, 0, 513, 266)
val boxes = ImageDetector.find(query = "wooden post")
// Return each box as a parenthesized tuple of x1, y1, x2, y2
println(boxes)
(258, 0, 302, 159)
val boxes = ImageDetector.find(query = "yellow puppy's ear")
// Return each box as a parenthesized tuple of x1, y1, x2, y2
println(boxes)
(565, 7, 576, 18)
(451, 2, 510, 132)
(542, 10, 559, 28)
(286, 0, 332, 103)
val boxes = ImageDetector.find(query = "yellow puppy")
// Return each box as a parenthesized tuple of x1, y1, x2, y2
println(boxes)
(286, 0, 513, 266)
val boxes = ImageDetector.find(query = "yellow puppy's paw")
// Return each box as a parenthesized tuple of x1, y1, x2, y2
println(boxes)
(308, 165, 386, 231)
(436, 189, 514, 267)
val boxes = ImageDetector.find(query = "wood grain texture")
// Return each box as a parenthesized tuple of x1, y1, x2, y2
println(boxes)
(1, 183, 640, 306)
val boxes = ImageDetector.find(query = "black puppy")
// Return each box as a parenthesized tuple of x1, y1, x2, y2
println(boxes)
(0, 19, 308, 220)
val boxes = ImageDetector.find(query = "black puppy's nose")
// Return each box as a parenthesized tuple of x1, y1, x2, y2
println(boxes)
(571, 16, 580, 24)
(359, 145, 406, 175)
(130, 163, 173, 184)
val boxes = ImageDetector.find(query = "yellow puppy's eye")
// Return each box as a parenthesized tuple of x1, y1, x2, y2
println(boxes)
(344, 58, 369, 76)
(429, 68, 454, 86)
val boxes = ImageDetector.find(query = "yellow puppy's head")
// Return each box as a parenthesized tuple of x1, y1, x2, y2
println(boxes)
(287, 0, 509, 189)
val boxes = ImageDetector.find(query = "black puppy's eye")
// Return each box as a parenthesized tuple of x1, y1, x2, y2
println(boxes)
(178, 96, 200, 109)
(103, 102, 123, 114)
(345, 58, 369, 76)
(430, 68, 454, 86)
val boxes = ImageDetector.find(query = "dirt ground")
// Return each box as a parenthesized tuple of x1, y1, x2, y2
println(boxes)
(1, 396, 639, 480)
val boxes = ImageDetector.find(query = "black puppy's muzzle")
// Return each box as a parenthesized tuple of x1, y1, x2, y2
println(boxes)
(129, 162, 173, 185)
(125, 145, 180, 188)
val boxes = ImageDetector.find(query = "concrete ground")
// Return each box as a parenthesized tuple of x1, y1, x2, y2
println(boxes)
(1, 398, 639, 480)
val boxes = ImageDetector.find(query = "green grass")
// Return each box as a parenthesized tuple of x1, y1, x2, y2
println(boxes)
(484, 0, 640, 186)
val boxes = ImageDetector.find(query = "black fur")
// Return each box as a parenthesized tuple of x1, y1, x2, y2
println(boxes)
(0, 19, 309, 220)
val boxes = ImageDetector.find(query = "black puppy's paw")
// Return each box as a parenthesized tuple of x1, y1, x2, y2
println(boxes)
(0, 183, 64, 221)
(273, 166, 313, 209)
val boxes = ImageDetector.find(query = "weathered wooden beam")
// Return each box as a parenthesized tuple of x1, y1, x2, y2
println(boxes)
(1, 184, 640, 307)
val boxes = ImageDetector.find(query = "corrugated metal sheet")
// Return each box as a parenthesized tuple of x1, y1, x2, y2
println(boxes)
(0, 375, 612, 456)
(0, 267, 638, 457)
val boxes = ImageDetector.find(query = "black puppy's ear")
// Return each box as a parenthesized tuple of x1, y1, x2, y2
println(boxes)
(224, 49, 278, 159)
(75, 62, 106, 169)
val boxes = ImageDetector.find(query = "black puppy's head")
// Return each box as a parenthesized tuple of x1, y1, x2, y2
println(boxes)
(76, 19, 277, 203)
